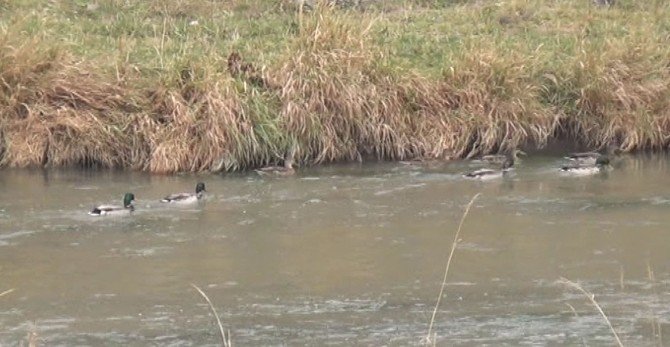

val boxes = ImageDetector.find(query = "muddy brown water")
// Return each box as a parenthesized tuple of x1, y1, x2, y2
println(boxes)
(1, 154, 669, 346)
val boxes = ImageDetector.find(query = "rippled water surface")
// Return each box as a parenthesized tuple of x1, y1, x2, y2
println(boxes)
(1, 154, 669, 346)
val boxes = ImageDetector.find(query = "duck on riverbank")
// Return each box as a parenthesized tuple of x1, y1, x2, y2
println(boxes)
(89, 193, 135, 216)
(160, 182, 206, 203)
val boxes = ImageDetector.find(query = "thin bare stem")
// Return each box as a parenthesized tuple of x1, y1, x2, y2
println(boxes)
(565, 303, 579, 317)
(27, 323, 38, 347)
(191, 283, 231, 347)
(424, 193, 481, 345)
(560, 277, 624, 347)
(0, 288, 15, 298)
(565, 303, 588, 347)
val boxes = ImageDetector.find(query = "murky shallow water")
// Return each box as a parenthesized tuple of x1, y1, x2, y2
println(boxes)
(1, 154, 669, 346)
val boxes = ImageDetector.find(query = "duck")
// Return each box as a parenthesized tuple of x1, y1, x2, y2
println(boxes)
(565, 144, 620, 165)
(476, 149, 526, 165)
(160, 182, 206, 203)
(89, 193, 135, 216)
(464, 157, 515, 180)
(256, 144, 297, 177)
(560, 156, 611, 176)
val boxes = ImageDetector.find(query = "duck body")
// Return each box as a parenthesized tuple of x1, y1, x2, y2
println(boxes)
(560, 156, 610, 176)
(161, 182, 206, 204)
(463, 158, 515, 180)
(474, 149, 526, 165)
(256, 145, 297, 177)
(477, 154, 508, 165)
(564, 152, 601, 165)
(463, 168, 508, 180)
(89, 193, 135, 216)
(559, 164, 603, 176)
(565, 144, 621, 165)
(255, 165, 295, 177)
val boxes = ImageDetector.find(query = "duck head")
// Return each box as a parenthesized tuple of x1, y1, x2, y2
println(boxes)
(605, 143, 622, 156)
(284, 157, 294, 169)
(596, 156, 611, 166)
(502, 157, 515, 170)
(284, 143, 298, 169)
(195, 182, 206, 194)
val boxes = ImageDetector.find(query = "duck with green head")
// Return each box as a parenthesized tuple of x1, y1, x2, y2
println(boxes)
(161, 182, 206, 204)
(89, 193, 135, 216)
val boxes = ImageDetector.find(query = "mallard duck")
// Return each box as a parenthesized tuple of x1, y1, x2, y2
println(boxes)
(256, 160, 294, 176)
(464, 157, 515, 180)
(565, 144, 620, 165)
(160, 182, 206, 203)
(560, 156, 611, 175)
(477, 149, 526, 165)
(89, 193, 135, 216)
(256, 145, 297, 177)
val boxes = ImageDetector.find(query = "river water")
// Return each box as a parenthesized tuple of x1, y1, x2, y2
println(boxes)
(1, 154, 669, 346)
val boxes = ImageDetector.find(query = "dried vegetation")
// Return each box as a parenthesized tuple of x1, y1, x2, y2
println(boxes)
(1, 0, 669, 172)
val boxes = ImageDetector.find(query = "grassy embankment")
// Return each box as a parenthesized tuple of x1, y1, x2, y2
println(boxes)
(1, 0, 669, 173)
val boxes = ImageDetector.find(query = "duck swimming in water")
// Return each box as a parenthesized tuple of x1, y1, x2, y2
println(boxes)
(464, 157, 515, 180)
(565, 144, 620, 165)
(560, 156, 611, 176)
(256, 144, 297, 177)
(89, 193, 135, 216)
(477, 149, 526, 165)
(161, 182, 206, 203)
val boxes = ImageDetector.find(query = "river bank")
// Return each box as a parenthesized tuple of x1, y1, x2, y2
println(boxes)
(1, 0, 669, 173)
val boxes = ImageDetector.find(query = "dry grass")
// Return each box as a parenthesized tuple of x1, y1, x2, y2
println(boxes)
(191, 283, 232, 347)
(560, 277, 625, 347)
(646, 260, 664, 346)
(424, 193, 480, 345)
(0, 288, 15, 298)
(1, 1, 670, 172)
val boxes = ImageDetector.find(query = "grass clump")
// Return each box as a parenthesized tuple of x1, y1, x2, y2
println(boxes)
(1, 0, 670, 172)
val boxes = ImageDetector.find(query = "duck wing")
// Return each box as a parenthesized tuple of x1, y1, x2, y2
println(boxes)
(560, 161, 601, 172)
(561, 160, 589, 169)
(256, 166, 294, 176)
(464, 168, 496, 178)
(161, 192, 192, 203)
(560, 164, 601, 175)
(89, 204, 123, 215)
(565, 151, 599, 160)
(256, 165, 282, 172)
(479, 154, 505, 164)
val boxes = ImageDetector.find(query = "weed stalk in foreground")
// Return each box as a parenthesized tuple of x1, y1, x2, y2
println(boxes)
(0, 288, 15, 298)
(424, 193, 481, 345)
(191, 283, 232, 347)
(560, 277, 624, 347)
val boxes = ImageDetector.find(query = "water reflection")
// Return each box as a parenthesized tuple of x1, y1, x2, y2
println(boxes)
(1, 154, 669, 345)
